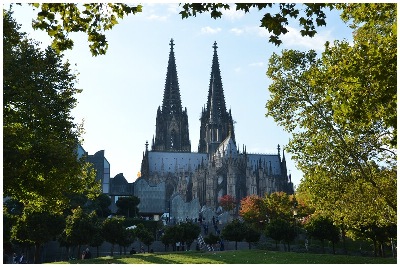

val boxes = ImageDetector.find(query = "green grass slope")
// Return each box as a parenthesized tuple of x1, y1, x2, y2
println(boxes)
(54, 250, 397, 264)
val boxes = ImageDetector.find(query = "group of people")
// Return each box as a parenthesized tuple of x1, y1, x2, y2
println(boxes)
(130, 246, 151, 254)
(11, 253, 25, 264)
(81, 248, 91, 260)
(200, 216, 221, 236)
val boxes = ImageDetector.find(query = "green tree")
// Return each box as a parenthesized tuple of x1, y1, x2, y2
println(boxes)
(64, 206, 98, 259)
(161, 225, 181, 251)
(305, 215, 340, 254)
(90, 193, 112, 218)
(356, 223, 396, 257)
(243, 224, 261, 249)
(265, 3, 396, 241)
(160, 229, 172, 252)
(89, 221, 105, 258)
(3, 10, 99, 213)
(134, 223, 154, 253)
(264, 192, 297, 221)
(221, 219, 247, 250)
(203, 233, 220, 250)
(102, 216, 126, 256)
(178, 222, 201, 251)
(116, 196, 140, 218)
(117, 228, 136, 255)
(265, 218, 296, 251)
(11, 210, 65, 263)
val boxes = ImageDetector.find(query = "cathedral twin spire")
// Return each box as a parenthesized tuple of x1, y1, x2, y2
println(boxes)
(199, 41, 235, 154)
(153, 39, 190, 152)
(153, 39, 235, 154)
(207, 41, 227, 125)
(162, 39, 182, 115)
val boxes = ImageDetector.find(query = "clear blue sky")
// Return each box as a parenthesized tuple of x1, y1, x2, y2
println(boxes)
(9, 3, 354, 187)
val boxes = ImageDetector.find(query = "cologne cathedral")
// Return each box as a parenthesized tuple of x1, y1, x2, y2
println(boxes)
(138, 39, 293, 214)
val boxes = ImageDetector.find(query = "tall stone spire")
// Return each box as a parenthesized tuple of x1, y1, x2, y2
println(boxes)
(153, 39, 191, 152)
(162, 38, 182, 115)
(198, 41, 235, 154)
(206, 41, 227, 122)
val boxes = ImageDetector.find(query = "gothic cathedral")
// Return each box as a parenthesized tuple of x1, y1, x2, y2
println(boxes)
(139, 39, 293, 214)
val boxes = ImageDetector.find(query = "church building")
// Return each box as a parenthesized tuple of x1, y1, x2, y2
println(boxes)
(136, 39, 293, 218)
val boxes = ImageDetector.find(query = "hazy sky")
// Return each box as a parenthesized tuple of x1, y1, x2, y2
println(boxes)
(9, 3, 354, 187)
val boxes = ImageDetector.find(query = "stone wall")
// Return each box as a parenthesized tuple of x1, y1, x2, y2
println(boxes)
(170, 194, 200, 221)
(134, 179, 166, 214)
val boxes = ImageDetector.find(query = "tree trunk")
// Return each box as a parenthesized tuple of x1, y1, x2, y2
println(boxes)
(332, 242, 335, 255)
(111, 243, 114, 256)
(372, 239, 377, 257)
(66, 246, 70, 261)
(96, 246, 99, 258)
(235, 241, 238, 250)
(77, 244, 81, 260)
(287, 242, 291, 252)
(321, 240, 325, 254)
(248, 242, 251, 250)
(341, 226, 347, 255)
(391, 238, 396, 258)
(34, 242, 41, 264)
(380, 242, 385, 257)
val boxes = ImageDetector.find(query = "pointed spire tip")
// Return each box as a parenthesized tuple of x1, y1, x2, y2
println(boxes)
(213, 41, 218, 52)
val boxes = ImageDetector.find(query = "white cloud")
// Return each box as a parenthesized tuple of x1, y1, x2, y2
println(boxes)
(234, 67, 242, 73)
(230, 28, 244, 36)
(166, 4, 180, 15)
(229, 25, 334, 51)
(142, 3, 180, 21)
(222, 7, 245, 21)
(146, 14, 168, 21)
(280, 26, 333, 51)
(257, 27, 270, 38)
(201, 26, 222, 35)
(249, 62, 265, 67)
(229, 26, 268, 38)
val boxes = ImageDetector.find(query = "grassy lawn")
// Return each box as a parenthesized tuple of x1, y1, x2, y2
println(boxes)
(54, 250, 396, 264)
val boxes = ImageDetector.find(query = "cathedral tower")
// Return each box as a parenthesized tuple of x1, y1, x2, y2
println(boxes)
(153, 39, 191, 152)
(198, 41, 235, 154)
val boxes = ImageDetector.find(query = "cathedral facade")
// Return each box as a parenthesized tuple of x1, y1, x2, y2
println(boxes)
(138, 39, 293, 214)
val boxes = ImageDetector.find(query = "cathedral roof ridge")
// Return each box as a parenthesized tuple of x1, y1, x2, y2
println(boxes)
(150, 150, 207, 154)
(247, 152, 279, 156)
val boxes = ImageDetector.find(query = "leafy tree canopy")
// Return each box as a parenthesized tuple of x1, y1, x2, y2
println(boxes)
(266, 3, 396, 235)
(3, 10, 100, 213)
(116, 196, 140, 218)
(218, 195, 236, 212)
(11, 210, 65, 263)
(204, 232, 220, 246)
(7, 3, 338, 55)
(180, 3, 334, 46)
(305, 215, 340, 244)
(221, 219, 247, 250)
(102, 216, 126, 256)
(65, 207, 98, 254)
(10, 3, 142, 56)
(239, 195, 267, 228)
